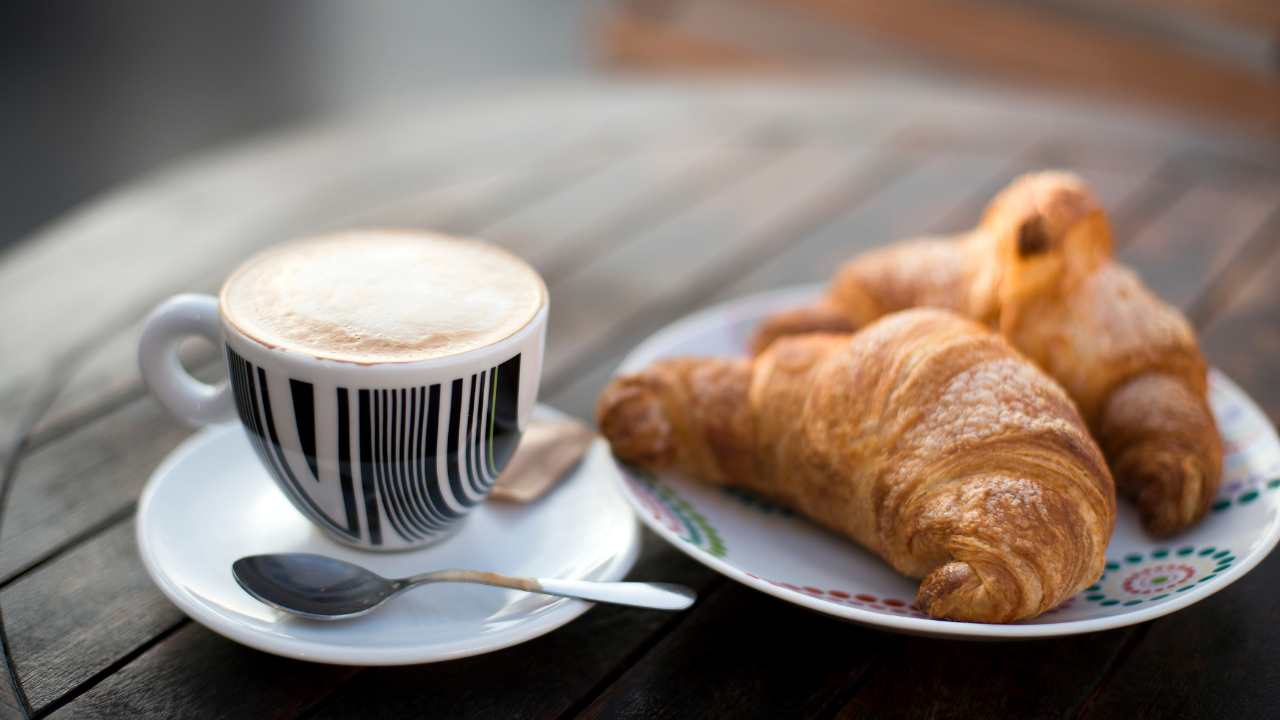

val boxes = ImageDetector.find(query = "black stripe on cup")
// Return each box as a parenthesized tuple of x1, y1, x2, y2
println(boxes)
(226, 347, 523, 546)
(227, 347, 358, 541)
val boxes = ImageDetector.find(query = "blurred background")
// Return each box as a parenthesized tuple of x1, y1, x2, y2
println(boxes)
(4, 0, 1277, 252)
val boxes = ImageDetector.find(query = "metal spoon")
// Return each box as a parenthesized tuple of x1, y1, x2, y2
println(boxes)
(233, 553, 696, 620)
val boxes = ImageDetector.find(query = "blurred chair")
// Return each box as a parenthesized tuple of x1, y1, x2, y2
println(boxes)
(597, 0, 1280, 135)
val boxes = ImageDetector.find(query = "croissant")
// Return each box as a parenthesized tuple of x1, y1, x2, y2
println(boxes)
(752, 171, 1221, 536)
(600, 309, 1115, 623)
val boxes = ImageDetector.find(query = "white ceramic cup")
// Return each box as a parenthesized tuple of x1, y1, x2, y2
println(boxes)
(138, 288, 546, 551)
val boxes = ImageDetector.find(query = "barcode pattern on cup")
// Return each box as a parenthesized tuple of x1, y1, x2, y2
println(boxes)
(227, 346, 522, 546)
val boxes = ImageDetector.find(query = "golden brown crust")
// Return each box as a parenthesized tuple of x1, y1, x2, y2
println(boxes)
(749, 301, 857, 356)
(599, 309, 1115, 623)
(762, 171, 1221, 535)
(1099, 374, 1222, 536)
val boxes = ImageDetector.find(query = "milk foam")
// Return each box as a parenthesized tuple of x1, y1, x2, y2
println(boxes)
(221, 231, 546, 363)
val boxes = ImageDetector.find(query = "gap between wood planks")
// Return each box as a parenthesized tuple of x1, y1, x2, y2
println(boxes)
(7, 128, 1249, 712)
(17, 140, 911, 712)
(345, 142, 1136, 717)
(1065, 203, 1280, 717)
(543, 579, 732, 720)
(0, 119, 808, 589)
(31, 620, 188, 720)
(299, 137, 1111, 712)
(834, 170, 1280, 718)
(0, 126, 701, 712)
(1185, 205, 1280, 329)
(538, 137, 1170, 402)
(14, 111, 805, 455)
(544, 144, 1093, 718)
(14, 136, 629, 454)
(293, 142, 921, 712)
(1071, 622, 1152, 720)
(0, 344, 98, 718)
(14, 129, 1179, 456)
(15, 127, 911, 712)
(547, 149, 1279, 719)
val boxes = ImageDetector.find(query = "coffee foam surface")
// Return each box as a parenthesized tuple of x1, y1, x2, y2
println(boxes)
(222, 231, 545, 363)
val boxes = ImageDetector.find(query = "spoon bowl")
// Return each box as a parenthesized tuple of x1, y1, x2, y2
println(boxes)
(234, 554, 405, 619)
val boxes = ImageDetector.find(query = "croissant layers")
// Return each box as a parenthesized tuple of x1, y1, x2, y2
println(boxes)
(752, 171, 1221, 536)
(599, 310, 1115, 623)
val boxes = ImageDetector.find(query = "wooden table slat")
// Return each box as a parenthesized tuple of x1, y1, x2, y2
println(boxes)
(835, 167, 1279, 719)
(0, 100, 604, 387)
(1, 145, 634, 588)
(3, 129, 791, 591)
(542, 149, 1022, 418)
(0, 133, 893, 716)
(0, 368, 223, 586)
(1, 125, 802, 592)
(23, 143, 620, 450)
(2, 520, 187, 714)
(556, 145, 1182, 719)
(24, 121, 774, 455)
(1081, 240, 1280, 720)
(835, 630, 1136, 720)
(55, 533, 721, 720)
(1119, 181, 1280, 310)
(541, 140, 899, 389)
(45, 623, 355, 720)
(1, 81, 1277, 719)
(579, 581, 880, 720)
(543, 132, 1179, 420)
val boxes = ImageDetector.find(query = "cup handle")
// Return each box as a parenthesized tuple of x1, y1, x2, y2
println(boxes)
(138, 294, 235, 427)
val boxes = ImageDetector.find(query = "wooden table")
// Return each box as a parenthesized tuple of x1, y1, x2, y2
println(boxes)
(2, 79, 1279, 719)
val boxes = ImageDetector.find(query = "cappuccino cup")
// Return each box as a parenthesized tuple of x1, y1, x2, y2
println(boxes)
(139, 230, 548, 551)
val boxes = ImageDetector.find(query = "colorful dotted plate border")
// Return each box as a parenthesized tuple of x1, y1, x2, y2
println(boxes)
(1083, 546, 1236, 607)
(624, 473, 726, 557)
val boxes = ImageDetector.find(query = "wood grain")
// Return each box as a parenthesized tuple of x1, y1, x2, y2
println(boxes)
(0, 389, 217, 585)
(0, 100, 593, 384)
(1082, 241, 1280, 719)
(546, 140, 1168, 420)
(486, 141, 760, 282)
(49, 532, 721, 719)
(20, 121, 779, 452)
(555, 150, 1160, 718)
(0, 82, 1276, 718)
(3, 150, 629, 586)
(542, 150, 1023, 416)
(836, 631, 1133, 720)
(578, 582, 884, 720)
(609, 0, 1280, 133)
(21, 148, 617, 448)
(1, 520, 186, 714)
(542, 141, 893, 385)
(0, 85, 738, 447)
(1120, 180, 1280, 310)
(0, 130, 893, 713)
(43, 623, 355, 720)
(0, 371, 71, 718)
(832, 174, 1280, 718)
(305, 534, 718, 720)
(0, 134, 784, 590)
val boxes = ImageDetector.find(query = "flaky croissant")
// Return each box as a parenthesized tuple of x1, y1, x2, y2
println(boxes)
(600, 309, 1115, 623)
(752, 171, 1221, 536)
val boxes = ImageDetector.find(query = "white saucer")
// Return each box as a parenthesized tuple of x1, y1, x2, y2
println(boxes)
(610, 286, 1280, 639)
(137, 406, 640, 665)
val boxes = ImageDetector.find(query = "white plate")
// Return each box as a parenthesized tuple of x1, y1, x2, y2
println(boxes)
(137, 406, 640, 664)
(610, 285, 1280, 639)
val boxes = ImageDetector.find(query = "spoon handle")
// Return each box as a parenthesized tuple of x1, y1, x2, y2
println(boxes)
(535, 578, 697, 610)
(407, 570, 696, 611)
